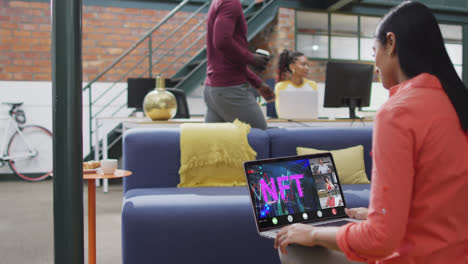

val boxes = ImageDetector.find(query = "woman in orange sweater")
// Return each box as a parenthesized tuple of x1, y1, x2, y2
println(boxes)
(275, 1, 468, 263)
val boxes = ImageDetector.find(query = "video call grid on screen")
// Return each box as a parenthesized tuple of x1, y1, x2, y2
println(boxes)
(245, 153, 347, 229)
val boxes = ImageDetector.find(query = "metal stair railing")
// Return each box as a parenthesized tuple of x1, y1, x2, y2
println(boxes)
(166, 0, 264, 79)
(89, 2, 211, 120)
(82, 0, 203, 155)
(172, 0, 278, 93)
(83, 0, 276, 160)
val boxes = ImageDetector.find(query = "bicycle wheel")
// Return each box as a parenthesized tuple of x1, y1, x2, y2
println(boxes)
(7, 125, 53, 181)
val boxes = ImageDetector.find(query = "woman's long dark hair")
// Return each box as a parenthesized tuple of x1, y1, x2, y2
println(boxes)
(376, 1, 468, 131)
(277, 49, 304, 82)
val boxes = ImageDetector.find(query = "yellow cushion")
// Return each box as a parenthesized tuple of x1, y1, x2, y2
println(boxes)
(178, 119, 256, 187)
(296, 145, 370, 185)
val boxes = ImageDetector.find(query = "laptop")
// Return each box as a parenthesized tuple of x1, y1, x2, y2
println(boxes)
(277, 89, 319, 120)
(243, 152, 360, 239)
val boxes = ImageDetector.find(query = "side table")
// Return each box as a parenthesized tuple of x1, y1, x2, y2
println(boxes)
(83, 169, 132, 264)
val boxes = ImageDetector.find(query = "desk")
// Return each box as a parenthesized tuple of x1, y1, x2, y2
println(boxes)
(121, 117, 374, 130)
(83, 169, 132, 264)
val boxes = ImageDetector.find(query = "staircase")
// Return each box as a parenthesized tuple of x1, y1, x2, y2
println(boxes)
(83, 0, 279, 161)
(169, 0, 279, 94)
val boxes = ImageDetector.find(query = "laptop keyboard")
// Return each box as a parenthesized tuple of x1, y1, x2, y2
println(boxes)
(261, 220, 352, 239)
(261, 230, 279, 239)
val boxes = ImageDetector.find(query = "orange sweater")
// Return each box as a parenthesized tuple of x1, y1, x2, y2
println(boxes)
(337, 73, 468, 263)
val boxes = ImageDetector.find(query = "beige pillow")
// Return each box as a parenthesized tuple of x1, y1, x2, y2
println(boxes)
(297, 145, 370, 185)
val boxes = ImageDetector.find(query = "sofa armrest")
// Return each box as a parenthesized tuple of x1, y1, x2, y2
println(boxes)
(123, 128, 182, 192)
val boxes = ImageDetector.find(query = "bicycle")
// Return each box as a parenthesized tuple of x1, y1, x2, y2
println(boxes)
(0, 102, 53, 181)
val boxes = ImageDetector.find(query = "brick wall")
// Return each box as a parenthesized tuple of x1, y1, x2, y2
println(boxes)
(0, 1, 51, 81)
(0, 1, 330, 84)
(0, 0, 205, 82)
(250, 7, 294, 81)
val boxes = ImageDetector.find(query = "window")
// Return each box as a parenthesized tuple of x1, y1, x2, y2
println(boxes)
(295, 11, 464, 112)
(297, 12, 328, 58)
(331, 14, 358, 60)
(360, 16, 380, 61)
(440, 24, 463, 78)
(296, 12, 380, 62)
(297, 35, 328, 58)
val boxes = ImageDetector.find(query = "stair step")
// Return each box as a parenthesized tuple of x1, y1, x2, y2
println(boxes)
(245, 12, 255, 19)
(240, 0, 256, 7)
(108, 134, 123, 149)
(108, 128, 123, 134)
(187, 59, 204, 69)
(85, 0, 277, 162)
(167, 77, 184, 87)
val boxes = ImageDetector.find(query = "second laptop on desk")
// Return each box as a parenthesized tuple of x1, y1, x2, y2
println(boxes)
(277, 89, 319, 120)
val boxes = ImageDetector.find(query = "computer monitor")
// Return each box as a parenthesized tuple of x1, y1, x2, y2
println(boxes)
(127, 78, 155, 111)
(324, 61, 374, 119)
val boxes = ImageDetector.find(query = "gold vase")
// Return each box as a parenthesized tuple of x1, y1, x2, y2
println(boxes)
(143, 77, 177, 120)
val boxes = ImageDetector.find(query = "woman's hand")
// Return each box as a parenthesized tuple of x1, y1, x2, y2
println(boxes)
(274, 224, 316, 254)
(275, 224, 342, 254)
(345, 207, 369, 220)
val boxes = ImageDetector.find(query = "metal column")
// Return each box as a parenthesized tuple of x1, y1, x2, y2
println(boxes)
(52, 0, 84, 263)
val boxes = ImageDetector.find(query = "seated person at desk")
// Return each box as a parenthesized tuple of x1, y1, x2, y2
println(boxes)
(274, 49, 318, 118)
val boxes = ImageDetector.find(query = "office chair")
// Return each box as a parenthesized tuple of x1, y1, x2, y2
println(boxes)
(166, 88, 190, 118)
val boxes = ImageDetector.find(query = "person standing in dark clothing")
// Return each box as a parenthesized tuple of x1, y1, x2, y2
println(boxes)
(204, 0, 275, 129)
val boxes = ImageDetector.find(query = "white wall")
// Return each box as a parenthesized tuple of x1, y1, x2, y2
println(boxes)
(0, 80, 133, 174)
(0, 81, 53, 174)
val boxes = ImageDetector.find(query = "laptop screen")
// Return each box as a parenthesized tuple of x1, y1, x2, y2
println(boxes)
(244, 153, 347, 231)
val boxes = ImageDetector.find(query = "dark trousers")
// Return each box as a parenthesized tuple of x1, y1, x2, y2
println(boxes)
(203, 83, 267, 130)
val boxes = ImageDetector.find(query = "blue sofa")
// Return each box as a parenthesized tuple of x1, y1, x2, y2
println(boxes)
(122, 126, 373, 264)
